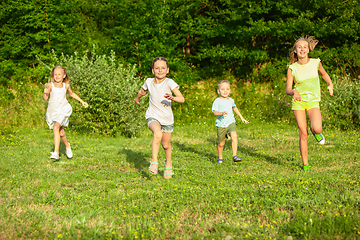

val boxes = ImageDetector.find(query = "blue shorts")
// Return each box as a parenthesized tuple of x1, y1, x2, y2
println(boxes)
(146, 117, 174, 133)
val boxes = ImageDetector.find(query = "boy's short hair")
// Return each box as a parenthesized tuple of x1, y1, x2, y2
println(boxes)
(218, 80, 230, 89)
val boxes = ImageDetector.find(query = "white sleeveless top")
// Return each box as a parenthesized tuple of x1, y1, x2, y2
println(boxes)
(46, 82, 72, 129)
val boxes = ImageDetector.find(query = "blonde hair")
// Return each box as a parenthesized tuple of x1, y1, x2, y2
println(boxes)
(218, 80, 230, 89)
(289, 36, 319, 64)
(48, 65, 69, 83)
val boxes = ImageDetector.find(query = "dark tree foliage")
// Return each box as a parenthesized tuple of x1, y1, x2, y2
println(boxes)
(1, 0, 359, 85)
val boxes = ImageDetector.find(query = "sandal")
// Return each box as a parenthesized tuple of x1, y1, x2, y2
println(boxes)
(232, 155, 242, 162)
(149, 161, 158, 174)
(164, 161, 174, 179)
(217, 158, 223, 164)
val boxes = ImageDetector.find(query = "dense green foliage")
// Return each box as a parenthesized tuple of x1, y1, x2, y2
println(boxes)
(1, 0, 360, 81)
(322, 75, 360, 130)
(1, 0, 360, 132)
(1, 123, 359, 238)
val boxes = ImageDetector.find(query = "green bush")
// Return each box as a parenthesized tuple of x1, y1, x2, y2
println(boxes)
(322, 75, 360, 130)
(0, 81, 44, 129)
(172, 80, 217, 125)
(264, 93, 293, 123)
(39, 49, 144, 137)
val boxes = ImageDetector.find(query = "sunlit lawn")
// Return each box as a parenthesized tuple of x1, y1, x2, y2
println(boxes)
(0, 121, 359, 239)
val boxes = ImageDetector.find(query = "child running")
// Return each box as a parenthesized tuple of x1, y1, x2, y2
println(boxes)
(135, 57, 185, 179)
(212, 80, 249, 164)
(43, 66, 88, 160)
(286, 36, 333, 172)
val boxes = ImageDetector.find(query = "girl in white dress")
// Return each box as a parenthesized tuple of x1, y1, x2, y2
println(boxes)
(135, 57, 185, 179)
(43, 66, 88, 160)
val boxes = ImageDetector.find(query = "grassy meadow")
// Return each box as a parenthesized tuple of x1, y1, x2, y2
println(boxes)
(0, 120, 359, 239)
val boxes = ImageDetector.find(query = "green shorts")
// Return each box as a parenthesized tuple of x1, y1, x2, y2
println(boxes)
(292, 100, 320, 111)
(217, 123, 236, 143)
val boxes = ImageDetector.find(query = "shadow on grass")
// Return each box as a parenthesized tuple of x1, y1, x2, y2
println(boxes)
(173, 141, 217, 163)
(238, 144, 299, 169)
(118, 149, 153, 178)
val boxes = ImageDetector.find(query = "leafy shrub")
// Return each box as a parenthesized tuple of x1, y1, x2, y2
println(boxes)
(0, 85, 15, 102)
(172, 80, 217, 125)
(0, 81, 44, 129)
(322, 75, 360, 130)
(38, 49, 144, 137)
(265, 93, 293, 123)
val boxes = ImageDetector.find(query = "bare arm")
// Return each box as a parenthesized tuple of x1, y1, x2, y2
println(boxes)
(164, 87, 185, 103)
(66, 83, 88, 108)
(233, 107, 249, 124)
(213, 110, 227, 116)
(43, 83, 52, 101)
(135, 88, 147, 105)
(318, 62, 334, 96)
(286, 68, 301, 101)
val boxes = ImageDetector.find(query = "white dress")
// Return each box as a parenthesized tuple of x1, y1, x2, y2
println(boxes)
(46, 82, 72, 129)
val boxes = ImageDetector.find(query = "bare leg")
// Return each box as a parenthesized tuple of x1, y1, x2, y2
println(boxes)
(59, 126, 70, 148)
(162, 132, 172, 179)
(217, 141, 225, 159)
(148, 121, 162, 173)
(293, 110, 309, 166)
(53, 122, 61, 154)
(230, 131, 238, 156)
(308, 108, 322, 134)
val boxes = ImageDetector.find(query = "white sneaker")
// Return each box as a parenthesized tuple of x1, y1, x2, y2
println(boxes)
(66, 143, 73, 158)
(50, 152, 59, 160)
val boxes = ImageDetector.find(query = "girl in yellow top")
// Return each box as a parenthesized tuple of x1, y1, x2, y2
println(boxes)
(286, 36, 333, 172)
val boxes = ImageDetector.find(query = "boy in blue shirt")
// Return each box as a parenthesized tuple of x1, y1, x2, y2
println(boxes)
(212, 80, 249, 163)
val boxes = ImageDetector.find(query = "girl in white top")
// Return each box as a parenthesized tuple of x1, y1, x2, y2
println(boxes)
(135, 57, 185, 179)
(43, 66, 88, 160)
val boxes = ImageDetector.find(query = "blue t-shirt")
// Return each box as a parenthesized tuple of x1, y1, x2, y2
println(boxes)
(212, 97, 236, 128)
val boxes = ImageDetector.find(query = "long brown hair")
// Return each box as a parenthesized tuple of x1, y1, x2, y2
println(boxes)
(289, 36, 319, 64)
(48, 65, 69, 83)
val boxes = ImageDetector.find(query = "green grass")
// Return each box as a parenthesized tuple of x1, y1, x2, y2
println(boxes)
(0, 121, 359, 239)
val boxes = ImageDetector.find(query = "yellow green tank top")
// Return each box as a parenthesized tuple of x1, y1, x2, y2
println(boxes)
(289, 58, 321, 102)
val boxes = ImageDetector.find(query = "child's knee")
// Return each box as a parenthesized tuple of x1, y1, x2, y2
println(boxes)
(311, 126, 322, 134)
(299, 131, 308, 140)
(53, 122, 61, 131)
(218, 141, 225, 148)
(162, 142, 171, 150)
(153, 131, 162, 141)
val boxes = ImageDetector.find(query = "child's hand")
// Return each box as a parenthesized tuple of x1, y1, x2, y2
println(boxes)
(222, 111, 228, 116)
(293, 90, 301, 102)
(164, 93, 174, 101)
(241, 118, 249, 124)
(135, 98, 142, 105)
(82, 102, 89, 108)
(44, 85, 51, 94)
(327, 85, 334, 96)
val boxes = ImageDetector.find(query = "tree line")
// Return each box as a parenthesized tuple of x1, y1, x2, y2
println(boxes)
(1, 0, 360, 85)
